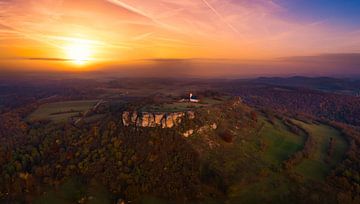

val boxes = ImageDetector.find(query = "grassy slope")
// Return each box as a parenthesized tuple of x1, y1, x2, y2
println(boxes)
(142, 97, 226, 112)
(227, 116, 348, 203)
(28, 100, 98, 123)
(227, 117, 305, 203)
(228, 174, 293, 204)
(143, 102, 205, 112)
(292, 120, 348, 181)
(34, 179, 113, 204)
(261, 118, 305, 165)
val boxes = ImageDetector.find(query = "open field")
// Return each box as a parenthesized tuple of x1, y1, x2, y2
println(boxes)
(228, 173, 293, 204)
(34, 179, 112, 204)
(27, 100, 98, 123)
(259, 117, 306, 166)
(226, 116, 348, 203)
(226, 117, 302, 201)
(217, 117, 296, 203)
(292, 121, 348, 181)
(141, 97, 225, 112)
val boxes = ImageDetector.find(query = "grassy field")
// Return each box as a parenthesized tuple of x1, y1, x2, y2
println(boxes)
(221, 117, 300, 203)
(142, 97, 225, 112)
(28, 100, 98, 123)
(260, 117, 306, 166)
(292, 121, 348, 181)
(228, 173, 293, 204)
(226, 116, 348, 203)
(142, 102, 205, 112)
(35, 179, 113, 204)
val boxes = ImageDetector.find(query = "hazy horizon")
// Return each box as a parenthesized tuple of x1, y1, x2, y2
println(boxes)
(2, 53, 360, 79)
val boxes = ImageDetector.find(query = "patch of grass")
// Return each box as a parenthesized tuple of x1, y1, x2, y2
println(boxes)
(136, 196, 169, 204)
(228, 173, 293, 204)
(224, 117, 307, 203)
(292, 121, 348, 181)
(147, 102, 205, 112)
(200, 97, 226, 105)
(35, 179, 113, 204)
(259, 118, 305, 166)
(35, 179, 86, 204)
(28, 100, 98, 123)
(83, 114, 107, 124)
(295, 160, 329, 181)
(142, 97, 224, 112)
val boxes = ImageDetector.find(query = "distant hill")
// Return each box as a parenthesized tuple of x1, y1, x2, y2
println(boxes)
(251, 76, 360, 95)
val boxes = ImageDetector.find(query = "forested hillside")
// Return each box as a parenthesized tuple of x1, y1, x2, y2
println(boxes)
(0, 95, 359, 203)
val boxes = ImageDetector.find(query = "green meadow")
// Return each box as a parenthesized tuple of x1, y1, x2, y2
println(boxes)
(28, 100, 98, 123)
(292, 120, 348, 181)
(225, 116, 348, 203)
(260, 118, 306, 165)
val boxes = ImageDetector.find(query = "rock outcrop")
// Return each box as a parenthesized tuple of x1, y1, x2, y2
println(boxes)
(154, 113, 165, 125)
(182, 129, 194, 137)
(122, 111, 131, 126)
(164, 115, 174, 128)
(131, 112, 138, 123)
(197, 123, 218, 134)
(122, 111, 195, 128)
(187, 111, 195, 119)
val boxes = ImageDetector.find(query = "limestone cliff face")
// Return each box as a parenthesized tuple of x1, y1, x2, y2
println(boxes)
(122, 111, 131, 126)
(122, 111, 195, 128)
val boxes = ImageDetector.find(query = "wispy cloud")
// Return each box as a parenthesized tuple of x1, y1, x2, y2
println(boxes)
(105, 0, 185, 33)
(106, 0, 154, 21)
(0, 23, 13, 31)
(131, 32, 154, 41)
(23, 57, 72, 61)
(201, 0, 239, 34)
(2, 57, 71, 62)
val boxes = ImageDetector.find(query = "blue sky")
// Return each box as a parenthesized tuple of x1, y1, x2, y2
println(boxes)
(276, 0, 360, 30)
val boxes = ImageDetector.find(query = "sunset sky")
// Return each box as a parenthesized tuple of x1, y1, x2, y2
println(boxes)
(0, 0, 360, 76)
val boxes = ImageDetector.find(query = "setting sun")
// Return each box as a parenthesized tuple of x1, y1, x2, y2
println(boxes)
(64, 38, 93, 65)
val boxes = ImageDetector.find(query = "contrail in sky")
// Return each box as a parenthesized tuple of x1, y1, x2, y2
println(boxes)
(201, 0, 240, 34)
(106, 0, 152, 21)
(106, 0, 184, 33)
